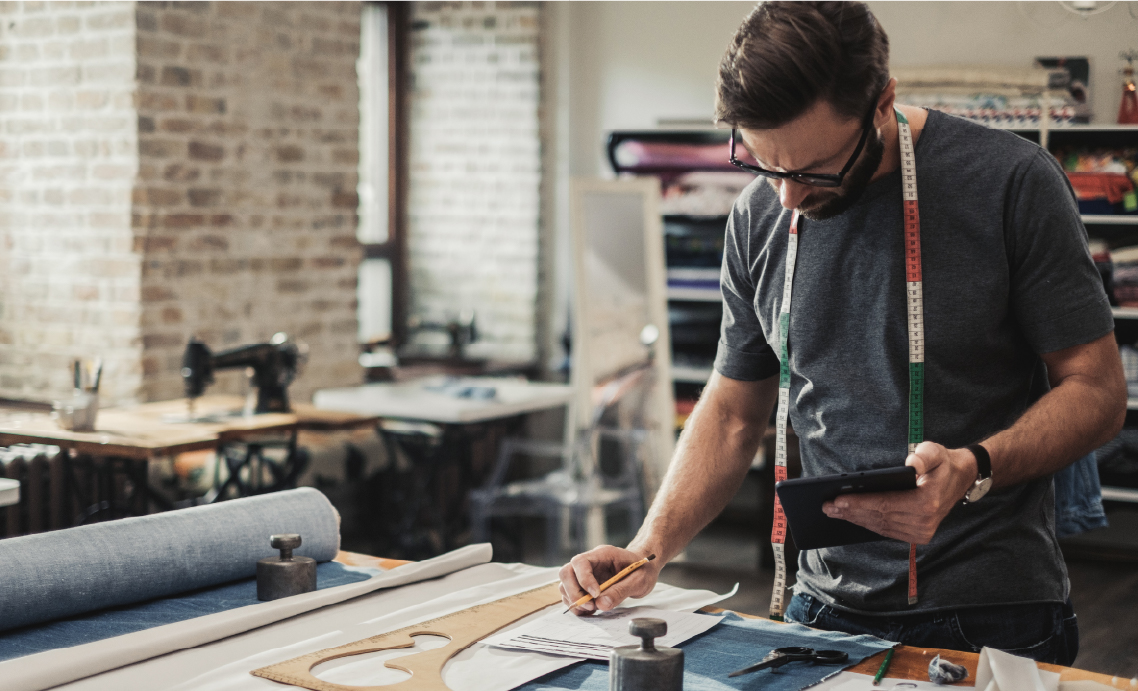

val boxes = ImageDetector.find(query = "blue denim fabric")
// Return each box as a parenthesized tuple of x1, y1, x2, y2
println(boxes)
(1054, 451, 1109, 538)
(517, 612, 894, 691)
(0, 561, 375, 662)
(785, 593, 1079, 666)
(0, 488, 340, 633)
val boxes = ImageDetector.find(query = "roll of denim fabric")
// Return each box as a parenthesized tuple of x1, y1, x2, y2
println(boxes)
(0, 487, 340, 633)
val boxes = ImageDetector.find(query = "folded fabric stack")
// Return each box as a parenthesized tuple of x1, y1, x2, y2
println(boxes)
(1110, 246, 1138, 306)
(894, 65, 1086, 128)
(1055, 145, 1138, 215)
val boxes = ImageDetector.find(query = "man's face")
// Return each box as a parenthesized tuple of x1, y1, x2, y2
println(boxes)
(738, 99, 884, 221)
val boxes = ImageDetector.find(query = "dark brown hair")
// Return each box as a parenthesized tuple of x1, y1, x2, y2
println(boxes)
(715, 2, 890, 128)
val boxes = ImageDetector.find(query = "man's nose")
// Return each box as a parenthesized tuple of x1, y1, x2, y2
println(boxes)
(778, 179, 811, 211)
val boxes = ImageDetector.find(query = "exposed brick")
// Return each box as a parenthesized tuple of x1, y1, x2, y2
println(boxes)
(162, 163, 200, 182)
(271, 257, 302, 273)
(187, 188, 221, 207)
(142, 286, 176, 302)
(139, 138, 183, 158)
(331, 191, 357, 208)
(1, 0, 367, 404)
(188, 140, 223, 161)
(161, 213, 204, 229)
(134, 187, 183, 206)
(160, 65, 198, 86)
(160, 12, 207, 38)
(274, 144, 303, 163)
(185, 94, 225, 114)
(139, 91, 179, 111)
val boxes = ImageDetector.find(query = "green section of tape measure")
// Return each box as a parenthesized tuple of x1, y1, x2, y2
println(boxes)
(908, 358, 924, 444)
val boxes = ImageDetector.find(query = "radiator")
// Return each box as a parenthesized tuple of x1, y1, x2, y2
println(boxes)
(1, 445, 67, 537)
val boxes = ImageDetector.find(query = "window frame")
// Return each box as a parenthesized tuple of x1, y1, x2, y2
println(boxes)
(358, 1, 408, 347)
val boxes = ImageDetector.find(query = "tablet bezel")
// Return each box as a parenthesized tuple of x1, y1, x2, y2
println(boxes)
(774, 466, 918, 550)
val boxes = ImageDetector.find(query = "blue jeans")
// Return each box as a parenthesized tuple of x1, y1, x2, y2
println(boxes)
(1054, 451, 1109, 538)
(785, 593, 1079, 666)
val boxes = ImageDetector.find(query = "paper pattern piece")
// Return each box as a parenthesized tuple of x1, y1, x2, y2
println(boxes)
(483, 607, 723, 660)
(976, 647, 1059, 691)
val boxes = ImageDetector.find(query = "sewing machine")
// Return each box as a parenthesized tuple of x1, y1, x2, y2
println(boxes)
(181, 333, 305, 415)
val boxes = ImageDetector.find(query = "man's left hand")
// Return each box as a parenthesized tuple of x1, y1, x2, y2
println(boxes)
(821, 441, 978, 544)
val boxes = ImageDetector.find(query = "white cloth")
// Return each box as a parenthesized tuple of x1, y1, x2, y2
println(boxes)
(976, 646, 1060, 691)
(4, 544, 492, 691)
(53, 561, 733, 691)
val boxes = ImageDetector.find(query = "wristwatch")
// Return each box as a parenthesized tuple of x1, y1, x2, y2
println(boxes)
(962, 444, 993, 504)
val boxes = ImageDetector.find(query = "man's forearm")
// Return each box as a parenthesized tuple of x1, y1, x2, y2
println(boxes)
(983, 357, 1125, 488)
(627, 373, 777, 562)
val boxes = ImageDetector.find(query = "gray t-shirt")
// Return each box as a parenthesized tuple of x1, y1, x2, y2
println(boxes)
(715, 109, 1113, 615)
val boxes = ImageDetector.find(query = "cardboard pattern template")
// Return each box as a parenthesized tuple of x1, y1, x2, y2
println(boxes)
(251, 582, 563, 690)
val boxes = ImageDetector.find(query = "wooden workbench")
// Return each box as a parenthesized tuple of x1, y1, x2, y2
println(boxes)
(0, 394, 379, 459)
(0, 395, 382, 530)
(703, 607, 1127, 686)
(331, 552, 1127, 686)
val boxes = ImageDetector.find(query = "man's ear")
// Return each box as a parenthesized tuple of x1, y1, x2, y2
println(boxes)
(875, 77, 898, 128)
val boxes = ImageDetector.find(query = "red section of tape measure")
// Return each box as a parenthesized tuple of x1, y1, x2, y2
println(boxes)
(790, 212, 799, 235)
(908, 543, 918, 603)
(772, 464, 788, 544)
(904, 199, 922, 282)
(771, 498, 787, 544)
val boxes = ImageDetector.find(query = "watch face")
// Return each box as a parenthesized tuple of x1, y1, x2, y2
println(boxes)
(965, 477, 993, 503)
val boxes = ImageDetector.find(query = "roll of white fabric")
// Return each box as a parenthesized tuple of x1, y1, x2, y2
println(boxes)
(0, 487, 340, 632)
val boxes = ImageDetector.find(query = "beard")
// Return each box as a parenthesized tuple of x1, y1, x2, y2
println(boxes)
(794, 128, 885, 221)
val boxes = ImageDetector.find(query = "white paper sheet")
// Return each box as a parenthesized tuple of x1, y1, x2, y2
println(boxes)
(53, 561, 735, 691)
(6, 544, 492, 691)
(483, 607, 723, 660)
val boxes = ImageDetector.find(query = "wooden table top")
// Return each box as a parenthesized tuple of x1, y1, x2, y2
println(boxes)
(0, 395, 380, 459)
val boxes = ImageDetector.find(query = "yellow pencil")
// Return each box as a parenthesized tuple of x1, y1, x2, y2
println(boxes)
(564, 554, 656, 613)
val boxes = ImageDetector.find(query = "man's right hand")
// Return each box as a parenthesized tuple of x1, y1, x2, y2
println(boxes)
(558, 545, 662, 615)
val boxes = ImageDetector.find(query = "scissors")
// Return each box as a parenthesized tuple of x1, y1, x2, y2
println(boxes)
(727, 646, 850, 677)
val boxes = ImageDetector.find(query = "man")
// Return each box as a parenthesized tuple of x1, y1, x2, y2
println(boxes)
(558, 2, 1126, 666)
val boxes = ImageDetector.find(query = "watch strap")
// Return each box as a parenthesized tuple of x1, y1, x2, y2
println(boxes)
(966, 443, 992, 481)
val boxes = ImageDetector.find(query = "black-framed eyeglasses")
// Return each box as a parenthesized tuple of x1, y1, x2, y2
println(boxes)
(728, 100, 878, 188)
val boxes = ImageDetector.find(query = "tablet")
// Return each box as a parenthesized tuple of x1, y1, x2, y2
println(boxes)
(774, 466, 917, 550)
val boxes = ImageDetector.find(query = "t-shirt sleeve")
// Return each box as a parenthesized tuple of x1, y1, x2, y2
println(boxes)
(713, 208, 781, 381)
(1007, 149, 1114, 354)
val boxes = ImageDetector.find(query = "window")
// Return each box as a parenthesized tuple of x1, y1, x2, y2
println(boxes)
(357, 2, 403, 345)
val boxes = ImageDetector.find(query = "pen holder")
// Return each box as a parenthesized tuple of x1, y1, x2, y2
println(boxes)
(53, 391, 99, 432)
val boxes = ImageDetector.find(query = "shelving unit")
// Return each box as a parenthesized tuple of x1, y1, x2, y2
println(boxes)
(1045, 126, 1138, 506)
(607, 132, 741, 393)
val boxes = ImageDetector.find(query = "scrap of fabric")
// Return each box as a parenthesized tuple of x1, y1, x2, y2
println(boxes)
(517, 612, 895, 691)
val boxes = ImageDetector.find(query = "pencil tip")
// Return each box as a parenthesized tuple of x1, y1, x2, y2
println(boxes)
(647, 554, 656, 560)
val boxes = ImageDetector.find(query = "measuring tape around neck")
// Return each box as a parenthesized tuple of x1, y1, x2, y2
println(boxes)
(768, 107, 923, 620)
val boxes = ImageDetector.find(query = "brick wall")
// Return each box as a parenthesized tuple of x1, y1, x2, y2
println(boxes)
(0, 0, 364, 405)
(134, 1, 363, 402)
(0, 1, 141, 405)
(406, 2, 542, 363)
